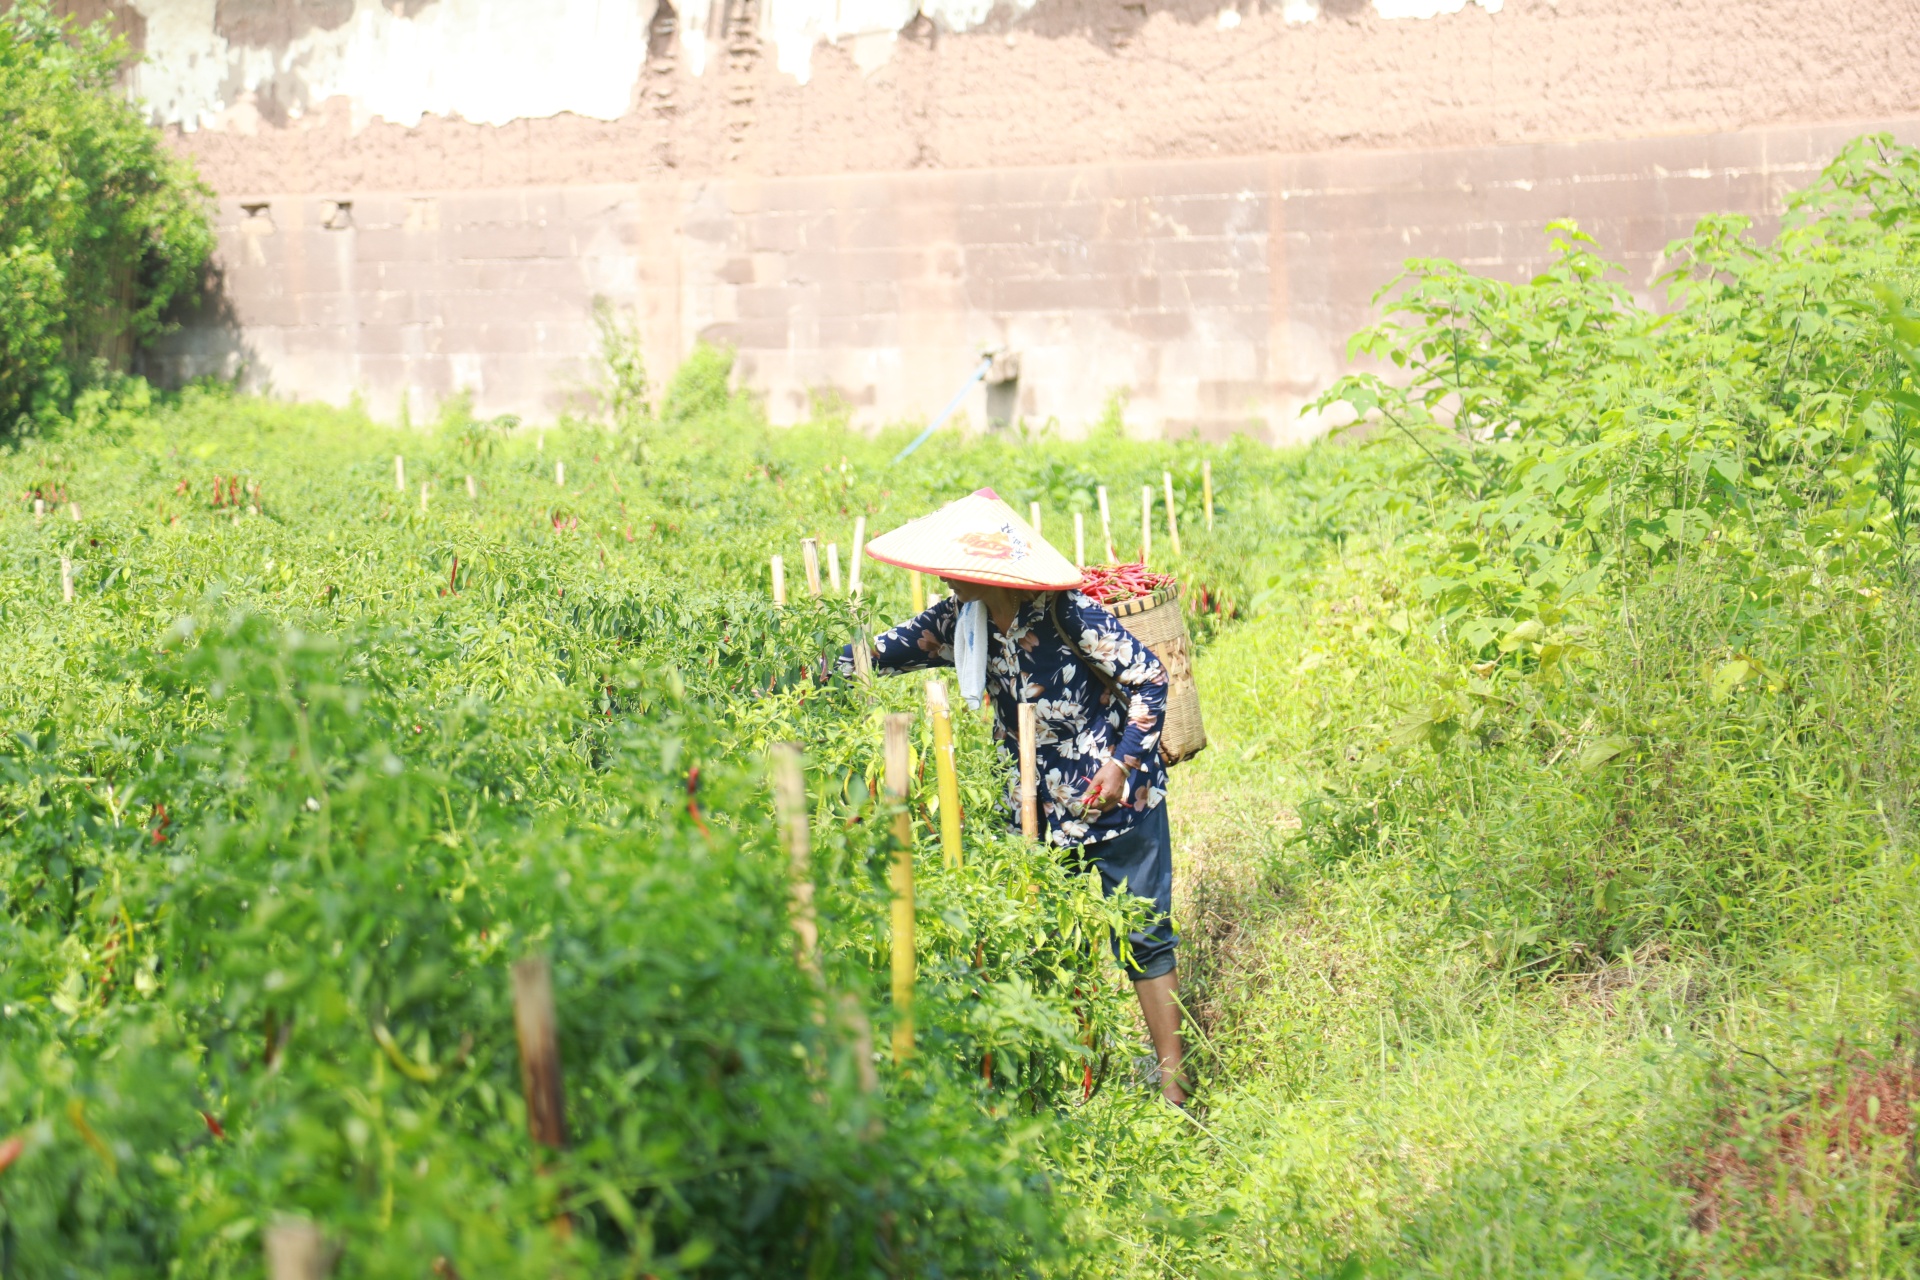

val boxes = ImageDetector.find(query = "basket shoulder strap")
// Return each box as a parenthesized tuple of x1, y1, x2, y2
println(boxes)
(1049, 591, 1125, 704)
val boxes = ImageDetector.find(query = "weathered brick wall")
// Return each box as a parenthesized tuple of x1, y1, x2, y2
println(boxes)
(150, 117, 1920, 439)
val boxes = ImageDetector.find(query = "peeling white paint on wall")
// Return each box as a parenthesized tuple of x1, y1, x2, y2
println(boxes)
(127, 0, 1503, 131)
(1371, 0, 1501, 18)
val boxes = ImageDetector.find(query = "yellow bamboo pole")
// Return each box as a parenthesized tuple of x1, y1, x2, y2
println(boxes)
(883, 712, 916, 1062)
(771, 744, 819, 976)
(1017, 702, 1039, 841)
(910, 569, 926, 613)
(926, 680, 963, 868)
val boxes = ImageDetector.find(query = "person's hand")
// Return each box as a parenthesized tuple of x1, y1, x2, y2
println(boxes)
(1080, 761, 1130, 815)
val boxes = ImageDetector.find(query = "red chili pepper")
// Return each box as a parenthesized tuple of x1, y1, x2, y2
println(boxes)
(200, 1111, 226, 1140)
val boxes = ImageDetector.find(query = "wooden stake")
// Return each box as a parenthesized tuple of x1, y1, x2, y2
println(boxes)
(60, 556, 73, 603)
(395, 455, 406, 493)
(883, 712, 916, 1062)
(1203, 459, 1214, 530)
(1074, 511, 1086, 568)
(926, 681, 963, 869)
(850, 625, 873, 681)
(554, 461, 565, 489)
(1140, 484, 1153, 566)
(420, 482, 430, 512)
(801, 537, 822, 597)
(33, 498, 44, 521)
(1017, 703, 1039, 841)
(771, 555, 787, 607)
(511, 956, 568, 1152)
(466, 474, 477, 500)
(771, 744, 819, 975)
(1028, 501, 1042, 535)
(265, 1218, 331, 1280)
(849, 516, 865, 597)
(910, 569, 926, 613)
(839, 992, 878, 1094)
(1097, 486, 1116, 562)
(68, 502, 80, 522)
(826, 543, 842, 594)
(1163, 470, 1181, 557)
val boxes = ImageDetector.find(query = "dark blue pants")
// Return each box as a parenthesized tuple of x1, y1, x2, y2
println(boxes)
(1072, 803, 1178, 981)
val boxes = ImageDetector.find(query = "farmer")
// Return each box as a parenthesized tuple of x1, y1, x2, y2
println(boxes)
(838, 488, 1188, 1106)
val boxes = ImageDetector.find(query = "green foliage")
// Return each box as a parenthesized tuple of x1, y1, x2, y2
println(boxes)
(0, 373, 1269, 1274)
(0, 2, 213, 433)
(660, 342, 736, 427)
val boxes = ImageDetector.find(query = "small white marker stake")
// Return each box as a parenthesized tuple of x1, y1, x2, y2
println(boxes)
(827, 543, 842, 594)
(849, 517, 866, 597)
(33, 499, 44, 522)
(420, 482, 430, 512)
(466, 474, 477, 500)
(60, 556, 74, 602)
(1163, 470, 1181, 557)
(395, 455, 406, 493)
(1074, 511, 1086, 568)
(771, 555, 787, 607)
(555, 462, 565, 489)
(69, 503, 80, 522)
(1097, 486, 1115, 562)
(801, 537, 822, 597)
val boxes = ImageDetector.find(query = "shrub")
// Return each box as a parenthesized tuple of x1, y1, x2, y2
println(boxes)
(0, 2, 212, 433)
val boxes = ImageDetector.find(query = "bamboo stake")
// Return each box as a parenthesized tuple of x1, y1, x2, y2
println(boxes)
(1163, 470, 1182, 557)
(851, 625, 873, 682)
(1074, 511, 1086, 567)
(826, 543, 842, 594)
(395, 455, 406, 493)
(1203, 459, 1214, 530)
(69, 502, 80, 522)
(33, 498, 44, 521)
(839, 992, 879, 1094)
(1028, 501, 1042, 535)
(883, 712, 916, 1062)
(771, 744, 819, 975)
(926, 680, 963, 869)
(1140, 484, 1153, 566)
(1097, 486, 1116, 562)
(1017, 702, 1040, 841)
(554, 461, 565, 489)
(910, 570, 926, 613)
(771, 555, 787, 607)
(511, 956, 568, 1152)
(466, 474, 477, 500)
(265, 1218, 331, 1280)
(801, 537, 822, 597)
(849, 516, 866, 597)
(60, 555, 73, 603)
(420, 482, 430, 512)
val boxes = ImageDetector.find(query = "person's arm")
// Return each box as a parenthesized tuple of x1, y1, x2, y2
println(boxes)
(832, 597, 959, 677)
(1061, 591, 1168, 804)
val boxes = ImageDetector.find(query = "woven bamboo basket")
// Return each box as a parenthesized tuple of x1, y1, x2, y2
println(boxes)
(1101, 583, 1207, 765)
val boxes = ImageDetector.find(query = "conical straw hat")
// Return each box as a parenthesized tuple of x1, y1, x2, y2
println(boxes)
(864, 488, 1081, 590)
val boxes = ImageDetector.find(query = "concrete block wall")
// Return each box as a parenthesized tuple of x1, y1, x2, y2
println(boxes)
(149, 116, 1920, 440)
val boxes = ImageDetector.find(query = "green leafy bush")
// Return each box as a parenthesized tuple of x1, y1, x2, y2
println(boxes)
(0, 2, 212, 433)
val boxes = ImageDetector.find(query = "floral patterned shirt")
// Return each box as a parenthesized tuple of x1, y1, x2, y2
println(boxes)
(837, 591, 1168, 847)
